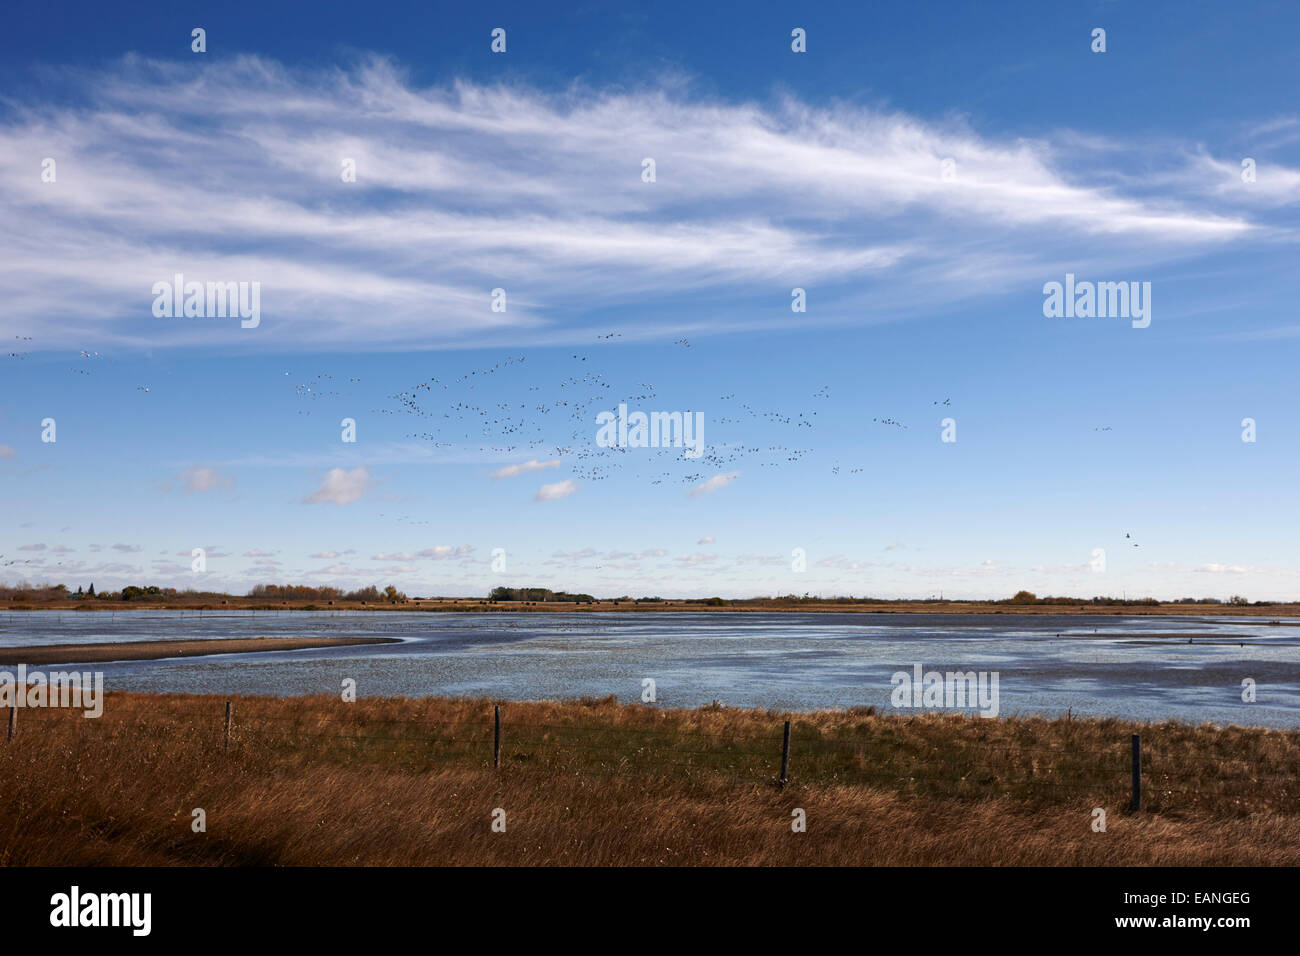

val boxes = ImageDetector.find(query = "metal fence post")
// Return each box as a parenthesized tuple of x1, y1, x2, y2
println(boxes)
(224, 700, 232, 750)
(779, 720, 791, 787)
(1130, 733, 1141, 811)
(493, 705, 501, 769)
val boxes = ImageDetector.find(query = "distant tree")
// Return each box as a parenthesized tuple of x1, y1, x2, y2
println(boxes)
(1010, 590, 1038, 605)
(87, 583, 95, 596)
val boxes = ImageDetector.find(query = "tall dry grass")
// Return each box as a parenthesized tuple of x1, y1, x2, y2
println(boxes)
(1, 692, 1297, 866)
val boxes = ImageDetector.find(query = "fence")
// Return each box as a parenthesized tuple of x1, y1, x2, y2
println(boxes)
(5, 698, 1299, 814)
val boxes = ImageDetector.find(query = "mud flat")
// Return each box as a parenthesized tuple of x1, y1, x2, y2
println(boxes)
(0, 636, 401, 666)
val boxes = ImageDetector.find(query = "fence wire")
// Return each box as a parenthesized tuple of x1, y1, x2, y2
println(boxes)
(5, 699, 1298, 812)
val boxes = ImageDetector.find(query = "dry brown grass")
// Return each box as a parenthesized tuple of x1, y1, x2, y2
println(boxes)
(1, 692, 1297, 866)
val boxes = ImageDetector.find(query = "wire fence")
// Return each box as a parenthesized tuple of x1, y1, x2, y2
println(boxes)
(6, 698, 1299, 813)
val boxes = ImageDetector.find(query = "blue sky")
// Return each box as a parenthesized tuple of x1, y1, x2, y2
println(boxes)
(1, 1, 1299, 599)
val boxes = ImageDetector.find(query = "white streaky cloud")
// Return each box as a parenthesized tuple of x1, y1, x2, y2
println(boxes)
(697, 536, 715, 545)
(535, 479, 578, 502)
(304, 467, 373, 505)
(492, 459, 562, 480)
(1187, 151, 1300, 206)
(0, 55, 1266, 351)
(689, 472, 740, 497)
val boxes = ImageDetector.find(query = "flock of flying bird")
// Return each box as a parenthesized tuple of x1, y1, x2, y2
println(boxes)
(0, 332, 1160, 576)
(370, 334, 960, 491)
(7, 331, 1124, 502)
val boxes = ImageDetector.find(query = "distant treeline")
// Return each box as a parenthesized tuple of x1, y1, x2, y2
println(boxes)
(1000, 590, 1254, 607)
(0, 582, 1275, 607)
(488, 587, 596, 604)
(248, 584, 408, 603)
(719, 591, 1264, 607)
(0, 582, 409, 605)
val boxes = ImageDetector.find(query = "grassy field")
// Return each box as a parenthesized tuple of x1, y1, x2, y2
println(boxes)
(2, 693, 1298, 866)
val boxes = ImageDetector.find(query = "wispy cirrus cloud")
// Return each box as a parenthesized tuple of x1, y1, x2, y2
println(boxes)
(0, 55, 1273, 352)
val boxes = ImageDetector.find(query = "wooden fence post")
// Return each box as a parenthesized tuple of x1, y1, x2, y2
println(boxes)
(779, 720, 791, 787)
(493, 705, 501, 769)
(224, 700, 232, 750)
(1130, 733, 1141, 811)
(7, 704, 14, 741)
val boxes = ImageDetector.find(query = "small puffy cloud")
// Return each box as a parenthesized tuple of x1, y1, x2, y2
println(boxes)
(243, 549, 277, 557)
(535, 479, 578, 502)
(305, 467, 373, 505)
(688, 472, 740, 498)
(0, 445, 15, 459)
(310, 550, 340, 559)
(493, 459, 562, 480)
(18, 543, 46, 551)
(697, 536, 715, 545)
(112, 543, 143, 553)
(373, 552, 416, 562)
(177, 465, 235, 493)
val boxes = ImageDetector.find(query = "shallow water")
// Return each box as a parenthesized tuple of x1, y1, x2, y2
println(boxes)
(1, 610, 1298, 726)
